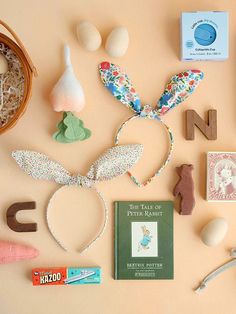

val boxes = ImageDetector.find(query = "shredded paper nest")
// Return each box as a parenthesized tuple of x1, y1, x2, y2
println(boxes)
(0, 42, 25, 128)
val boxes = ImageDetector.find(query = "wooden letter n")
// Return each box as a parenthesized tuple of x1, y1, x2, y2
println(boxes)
(186, 109, 217, 140)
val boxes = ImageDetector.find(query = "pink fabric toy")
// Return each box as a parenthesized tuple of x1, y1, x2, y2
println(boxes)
(50, 45, 85, 112)
(0, 240, 39, 264)
(50, 45, 91, 143)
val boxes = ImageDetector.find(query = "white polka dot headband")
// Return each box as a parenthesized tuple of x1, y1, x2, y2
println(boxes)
(12, 144, 143, 252)
(99, 62, 204, 187)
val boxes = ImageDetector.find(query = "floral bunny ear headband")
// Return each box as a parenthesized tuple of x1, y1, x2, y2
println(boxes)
(99, 62, 204, 187)
(12, 144, 143, 252)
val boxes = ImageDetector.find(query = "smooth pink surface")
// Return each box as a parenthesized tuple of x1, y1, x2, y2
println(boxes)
(51, 92, 85, 112)
(0, 241, 39, 264)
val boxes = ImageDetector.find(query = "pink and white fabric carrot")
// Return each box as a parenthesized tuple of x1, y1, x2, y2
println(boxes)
(50, 45, 91, 143)
(0, 240, 39, 264)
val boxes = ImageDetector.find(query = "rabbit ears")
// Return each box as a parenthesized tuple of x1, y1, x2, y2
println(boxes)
(99, 62, 204, 116)
(12, 144, 143, 185)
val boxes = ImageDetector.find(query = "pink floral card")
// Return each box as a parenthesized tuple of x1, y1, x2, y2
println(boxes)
(207, 152, 236, 201)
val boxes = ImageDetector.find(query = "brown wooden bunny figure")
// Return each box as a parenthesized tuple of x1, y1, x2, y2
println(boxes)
(173, 164, 195, 215)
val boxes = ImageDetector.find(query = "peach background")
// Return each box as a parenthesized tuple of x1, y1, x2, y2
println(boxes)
(1, 0, 236, 313)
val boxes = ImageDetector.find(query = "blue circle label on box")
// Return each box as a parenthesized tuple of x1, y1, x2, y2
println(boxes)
(194, 23, 217, 46)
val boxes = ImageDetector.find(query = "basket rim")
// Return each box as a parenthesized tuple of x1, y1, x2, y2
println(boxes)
(0, 32, 33, 134)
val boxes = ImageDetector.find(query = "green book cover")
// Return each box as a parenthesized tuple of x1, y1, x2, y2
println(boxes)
(114, 201, 173, 280)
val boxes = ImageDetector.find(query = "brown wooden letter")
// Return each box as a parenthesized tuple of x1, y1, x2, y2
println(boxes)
(6, 202, 37, 232)
(186, 109, 217, 140)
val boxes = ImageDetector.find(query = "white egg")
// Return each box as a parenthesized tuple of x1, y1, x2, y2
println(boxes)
(0, 53, 8, 74)
(105, 26, 129, 57)
(200, 218, 228, 247)
(77, 21, 102, 51)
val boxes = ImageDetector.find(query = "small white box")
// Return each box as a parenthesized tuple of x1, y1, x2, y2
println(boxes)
(181, 11, 229, 61)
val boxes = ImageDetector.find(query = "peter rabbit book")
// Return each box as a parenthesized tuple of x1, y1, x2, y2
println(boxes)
(114, 201, 173, 280)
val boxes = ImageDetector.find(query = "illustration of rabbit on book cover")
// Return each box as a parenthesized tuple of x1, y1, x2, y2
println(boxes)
(132, 222, 158, 257)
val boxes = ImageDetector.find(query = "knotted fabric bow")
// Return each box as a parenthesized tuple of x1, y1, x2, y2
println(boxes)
(99, 62, 204, 187)
(12, 144, 143, 252)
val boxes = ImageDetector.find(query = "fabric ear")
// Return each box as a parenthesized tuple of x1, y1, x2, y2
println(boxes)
(156, 70, 204, 116)
(12, 151, 71, 185)
(86, 144, 143, 181)
(99, 62, 142, 113)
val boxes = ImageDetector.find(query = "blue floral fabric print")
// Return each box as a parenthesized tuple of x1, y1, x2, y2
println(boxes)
(99, 62, 141, 113)
(156, 70, 204, 116)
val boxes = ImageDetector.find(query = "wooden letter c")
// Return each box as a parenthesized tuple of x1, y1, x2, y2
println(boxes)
(6, 202, 37, 232)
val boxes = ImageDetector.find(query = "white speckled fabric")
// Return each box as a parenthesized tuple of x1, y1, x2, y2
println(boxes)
(12, 144, 143, 252)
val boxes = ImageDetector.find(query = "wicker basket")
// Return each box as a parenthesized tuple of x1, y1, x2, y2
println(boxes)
(0, 20, 37, 134)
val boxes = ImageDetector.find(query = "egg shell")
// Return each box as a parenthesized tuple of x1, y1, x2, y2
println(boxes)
(200, 217, 228, 247)
(105, 26, 129, 57)
(0, 53, 8, 74)
(77, 21, 102, 51)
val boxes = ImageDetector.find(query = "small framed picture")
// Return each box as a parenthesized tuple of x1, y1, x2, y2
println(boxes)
(207, 152, 236, 201)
